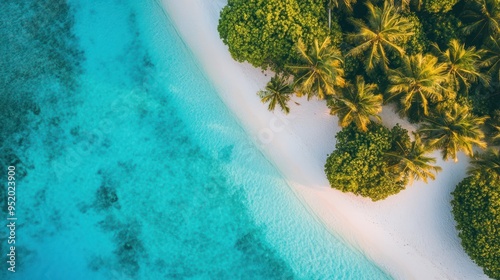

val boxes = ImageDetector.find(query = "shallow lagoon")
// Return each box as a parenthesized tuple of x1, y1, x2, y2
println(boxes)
(1, 0, 390, 279)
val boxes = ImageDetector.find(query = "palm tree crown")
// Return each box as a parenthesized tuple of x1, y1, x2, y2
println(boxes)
(386, 54, 449, 121)
(386, 133, 442, 184)
(328, 76, 383, 131)
(468, 149, 500, 177)
(433, 39, 488, 93)
(288, 37, 345, 100)
(481, 35, 500, 84)
(347, 1, 414, 72)
(461, 0, 500, 44)
(328, 0, 357, 13)
(257, 74, 294, 114)
(418, 103, 488, 162)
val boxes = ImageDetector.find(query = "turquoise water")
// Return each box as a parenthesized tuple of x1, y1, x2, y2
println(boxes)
(1, 0, 391, 279)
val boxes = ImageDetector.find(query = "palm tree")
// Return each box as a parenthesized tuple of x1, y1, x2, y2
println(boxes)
(328, 76, 383, 131)
(386, 133, 442, 184)
(347, 1, 414, 72)
(491, 124, 500, 144)
(386, 54, 449, 121)
(461, 0, 500, 44)
(418, 103, 488, 162)
(288, 37, 345, 100)
(468, 149, 500, 177)
(481, 35, 500, 84)
(389, 0, 418, 11)
(257, 74, 294, 114)
(433, 39, 488, 93)
(327, 0, 357, 16)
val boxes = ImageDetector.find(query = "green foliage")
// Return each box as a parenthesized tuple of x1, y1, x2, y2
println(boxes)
(492, 123, 500, 144)
(421, 12, 464, 48)
(468, 86, 495, 117)
(403, 12, 429, 55)
(418, 103, 488, 161)
(343, 53, 363, 79)
(386, 53, 449, 122)
(468, 149, 500, 176)
(288, 37, 345, 99)
(385, 133, 442, 184)
(328, 0, 358, 13)
(324, 123, 411, 201)
(258, 74, 294, 114)
(433, 39, 489, 93)
(422, 0, 459, 13)
(461, 0, 500, 46)
(218, 0, 342, 70)
(451, 170, 500, 279)
(347, 1, 414, 72)
(481, 35, 500, 85)
(327, 76, 382, 131)
(219, 0, 500, 211)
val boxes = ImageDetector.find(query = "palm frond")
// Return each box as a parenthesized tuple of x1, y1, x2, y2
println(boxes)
(328, 76, 382, 131)
(287, 37, 345, 100)
(418, 103, 488, 162)
(258, 74, 294, 114)
(346, 1, 413, 72)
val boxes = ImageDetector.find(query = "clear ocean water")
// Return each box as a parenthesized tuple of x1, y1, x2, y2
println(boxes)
(1, 0, 391, 279)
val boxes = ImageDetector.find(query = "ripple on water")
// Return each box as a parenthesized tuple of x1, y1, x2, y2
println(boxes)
(3, 0, 391, 279)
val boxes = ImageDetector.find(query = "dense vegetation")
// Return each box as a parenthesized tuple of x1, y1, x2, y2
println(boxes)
(452, 150, 500, 279)
(325, 124, 409, 201)
(218, 0, 342, 70)
(219, 0, 500, 276)
(325, 123, 441, 200)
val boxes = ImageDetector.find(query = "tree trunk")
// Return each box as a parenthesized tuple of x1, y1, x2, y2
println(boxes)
(328, 8, 331, 30)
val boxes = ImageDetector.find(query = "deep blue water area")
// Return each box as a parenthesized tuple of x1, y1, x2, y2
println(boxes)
(0, 0, 391, 279)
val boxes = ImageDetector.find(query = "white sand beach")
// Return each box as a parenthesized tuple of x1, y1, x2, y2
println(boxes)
(161, 0, 490, 279)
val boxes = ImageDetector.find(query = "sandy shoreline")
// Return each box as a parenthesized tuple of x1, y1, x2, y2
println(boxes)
(161, 0, 490, 279)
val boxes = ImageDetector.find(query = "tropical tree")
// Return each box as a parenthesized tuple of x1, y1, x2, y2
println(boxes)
(433, 39, 488, 93)
(324, 123, 411, 201)
(257, 74, 294, 114)
(387, 0, 430, 11)
(389, 0, 411, 11)
(421, 13, 464, 48)
(327, 76, 383, 131)
(385, 133, 442, 183)
(218, 0, 339, 70)
(461, 0, 500, 45)
(327, 0, 357, 15)
(386, 54, 449, 121)
(468, 148, 500, 176)
(452, 170, 500, 279)
(347, 1, 414, 72)
(403, 12, 429, 55)
(288, 37, 345, 100)
(422, 0, 459, 13)
(481, 35, 500, 84)
(418, 103, 488, 162)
